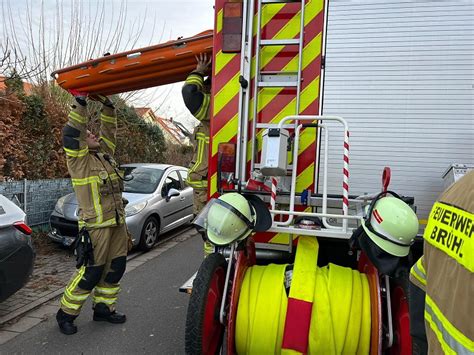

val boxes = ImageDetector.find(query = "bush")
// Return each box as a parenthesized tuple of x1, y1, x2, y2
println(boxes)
(0, 85, 169, 180)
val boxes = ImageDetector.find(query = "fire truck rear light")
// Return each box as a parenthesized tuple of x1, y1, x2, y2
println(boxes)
(224, 2, 242, 17)
(218, 143, 236, 173)
(14, 221, 32, 235)
(223, 2, 243, 53)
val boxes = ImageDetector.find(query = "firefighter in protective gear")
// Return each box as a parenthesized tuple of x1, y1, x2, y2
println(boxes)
(193, 193, 272, 246)
(182, 52, 213, 256)
(409, 171, 473, 354)
(56, 93, 128, 335)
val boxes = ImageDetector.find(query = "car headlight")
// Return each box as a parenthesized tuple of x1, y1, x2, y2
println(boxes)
(54, 196, 67, 215)
(125, 201, 147, 217)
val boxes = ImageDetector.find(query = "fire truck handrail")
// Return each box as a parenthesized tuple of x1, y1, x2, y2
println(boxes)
(273, 115, 350, 235)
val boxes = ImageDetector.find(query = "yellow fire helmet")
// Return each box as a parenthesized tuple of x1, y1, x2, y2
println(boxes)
(361, 192, 419, 257)
(193, 193, 272, 246)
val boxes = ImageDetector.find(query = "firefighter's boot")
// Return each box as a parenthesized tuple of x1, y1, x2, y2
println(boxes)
(93, 303, 126, 324)
(56, 309, 78, 335)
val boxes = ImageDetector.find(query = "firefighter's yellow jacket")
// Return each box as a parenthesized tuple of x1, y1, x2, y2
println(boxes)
(410, 170, 473, 354)
(182, 71, 210, 190)
(62, 103, 125, 229)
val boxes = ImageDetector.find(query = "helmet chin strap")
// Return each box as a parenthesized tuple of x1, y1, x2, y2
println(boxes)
(214, 198, 255, 230)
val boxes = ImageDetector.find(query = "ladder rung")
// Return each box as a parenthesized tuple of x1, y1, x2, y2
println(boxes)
(260, 71, 298, 75)
(258, 81, 298, 87)
(256, 123, 296, 129)
(261, 39, 300, 46)
(261, 0, 301, 3)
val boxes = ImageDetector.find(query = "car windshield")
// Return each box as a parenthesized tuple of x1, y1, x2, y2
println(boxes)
(122, 167, 165, 194)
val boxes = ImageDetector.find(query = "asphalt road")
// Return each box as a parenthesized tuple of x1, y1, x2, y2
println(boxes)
(1, 233, 203, 354)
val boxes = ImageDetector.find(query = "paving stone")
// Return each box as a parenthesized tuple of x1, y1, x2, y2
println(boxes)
(27, 305, 58, 319)
(3, 316, 43, 333)
(0, 330, 19, 345)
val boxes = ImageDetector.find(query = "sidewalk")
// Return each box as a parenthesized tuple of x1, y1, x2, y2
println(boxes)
(0, 245, 75, 325)
(0, 227, 197, 344)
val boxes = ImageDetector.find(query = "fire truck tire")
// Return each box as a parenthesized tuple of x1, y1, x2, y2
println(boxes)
(185, 253, 227, 355)
(390, 271, 413, 355)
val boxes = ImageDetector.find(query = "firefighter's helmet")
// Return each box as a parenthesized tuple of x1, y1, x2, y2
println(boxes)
(361, 193, 419, 257)
(193, 193, 272, 246)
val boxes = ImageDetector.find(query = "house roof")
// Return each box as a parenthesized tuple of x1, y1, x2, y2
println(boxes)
(135, 107, 188, 145)
(134, 107, 152, 117)
(0, 76, 34, 94)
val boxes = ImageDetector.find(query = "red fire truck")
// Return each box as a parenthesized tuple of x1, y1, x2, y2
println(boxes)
(52, 0, 422, 353)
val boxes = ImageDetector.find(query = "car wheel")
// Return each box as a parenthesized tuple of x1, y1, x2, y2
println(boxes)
(138, 216, 159, 251)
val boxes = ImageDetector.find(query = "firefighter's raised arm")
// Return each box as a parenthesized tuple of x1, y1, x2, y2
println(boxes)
(89, 94, 117, 157)
(182, 53, 211, 122)
(62, 94, 90, 169)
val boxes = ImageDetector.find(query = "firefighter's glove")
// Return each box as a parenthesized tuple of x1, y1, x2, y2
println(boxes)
(67, 89, 88, 107)
(89, 94, 115, 108)
(195, 53, 211, 76)
(75, 229, 94, 268)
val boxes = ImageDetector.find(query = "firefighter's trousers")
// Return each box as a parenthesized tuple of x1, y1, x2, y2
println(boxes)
(60, 223, 128, 316)
(193, 187, 214, 256)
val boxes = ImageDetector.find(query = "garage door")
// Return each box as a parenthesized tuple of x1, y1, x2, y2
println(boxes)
(319, 0, 474, 221)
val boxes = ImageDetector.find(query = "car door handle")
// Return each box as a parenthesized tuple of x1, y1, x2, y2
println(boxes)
(180, 197, 185, 201)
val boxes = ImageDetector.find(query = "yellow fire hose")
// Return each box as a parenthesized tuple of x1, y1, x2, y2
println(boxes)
(235, 236, 371, 354)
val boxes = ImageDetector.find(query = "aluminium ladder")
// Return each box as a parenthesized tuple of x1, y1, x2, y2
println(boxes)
(237, 0, 306, 181)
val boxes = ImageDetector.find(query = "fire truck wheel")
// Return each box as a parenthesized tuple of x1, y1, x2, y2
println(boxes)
(185, 253, 227, 355)
(390, 273, 412, 355)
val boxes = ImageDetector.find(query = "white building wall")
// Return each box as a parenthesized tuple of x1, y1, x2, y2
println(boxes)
(319, 0, 474, 220)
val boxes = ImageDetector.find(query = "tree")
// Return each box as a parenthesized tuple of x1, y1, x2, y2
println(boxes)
(1, 0, 169, 107)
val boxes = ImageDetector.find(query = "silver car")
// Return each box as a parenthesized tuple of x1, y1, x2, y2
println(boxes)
(49, 164, 194, 251)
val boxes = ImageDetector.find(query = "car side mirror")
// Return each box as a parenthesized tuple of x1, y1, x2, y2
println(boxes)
(166, 188, 180, 202)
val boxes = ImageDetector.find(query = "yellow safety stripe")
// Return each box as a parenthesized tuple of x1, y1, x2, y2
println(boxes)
(64, 147, 89, 158)
(79, 216, 118, 229)
(187, 180, 208, 188)
(72, 173, 120, 186)
(410, 257, 427, 286)
(92, 296, 116, 305)
(61, 297, 81, 310)
(91, 181, 103, 223)
(100, 114, 117, 124)
(69, 111, 87, 124)
(65, 289, 89, 301)
(71, 176, 101, 185)
(66, 266, 85, 294)
(424, 202, 473, 272)
(61, 266, 87, 310)
(185, 73, 204, 88)
(425, 295, 474, 354)
(100, 135, 116, 151)
(194, 94, 210, 121)
(187, 133, 208, 185)
(95, 286, 120, 295)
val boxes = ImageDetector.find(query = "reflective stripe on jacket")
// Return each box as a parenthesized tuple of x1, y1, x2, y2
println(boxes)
(62, 104, 125, 229)
(410, 171, 474, 354)
(182, 72, 210, 190)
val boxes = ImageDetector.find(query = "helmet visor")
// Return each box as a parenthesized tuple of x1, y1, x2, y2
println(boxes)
(193, 198, 254, 245)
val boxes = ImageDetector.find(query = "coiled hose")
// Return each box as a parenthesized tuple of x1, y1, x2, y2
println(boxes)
(235, 237, 371, 354)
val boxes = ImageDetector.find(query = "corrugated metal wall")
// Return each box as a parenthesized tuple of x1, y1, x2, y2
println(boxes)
(319, 0, 474, 220)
